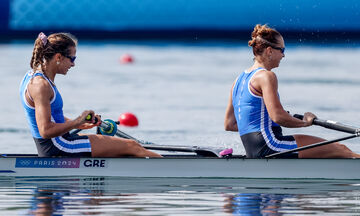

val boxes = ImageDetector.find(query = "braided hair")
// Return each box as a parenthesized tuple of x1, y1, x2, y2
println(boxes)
(30, 32, 77, 73)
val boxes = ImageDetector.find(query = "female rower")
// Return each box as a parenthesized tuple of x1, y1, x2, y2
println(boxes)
(20, 32, 161, 158)
(224, 24, 360, 158)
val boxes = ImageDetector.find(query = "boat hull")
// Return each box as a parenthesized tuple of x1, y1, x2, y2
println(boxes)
(0, 156, 359, 179)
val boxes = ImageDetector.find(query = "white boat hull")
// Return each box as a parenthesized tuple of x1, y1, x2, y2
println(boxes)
(1, 156, 360, 179)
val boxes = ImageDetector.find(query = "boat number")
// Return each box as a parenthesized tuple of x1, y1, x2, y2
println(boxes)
(83, 159, 106, 168)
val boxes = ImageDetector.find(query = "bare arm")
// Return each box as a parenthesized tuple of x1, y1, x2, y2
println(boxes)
(28, 77, 94, 138)
(224, 82, 238, 131)
(254, 70, 313, 128)
(65, 115, 101, 130)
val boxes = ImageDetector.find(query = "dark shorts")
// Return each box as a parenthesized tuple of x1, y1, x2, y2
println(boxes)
(240, 127, 298, 158)
(33, 132, 92, 157)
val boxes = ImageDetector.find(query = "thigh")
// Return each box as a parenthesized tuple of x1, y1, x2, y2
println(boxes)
(294, 134, 355, 158)
(87, 134, 142, 157)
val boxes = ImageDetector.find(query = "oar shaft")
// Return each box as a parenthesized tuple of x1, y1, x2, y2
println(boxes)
(141, 144, 195, 152)
(294, 114, 359, 134)
(99, 121, 139, 140)
(99, 119, 226, 157)
(266, 134, 358, 158)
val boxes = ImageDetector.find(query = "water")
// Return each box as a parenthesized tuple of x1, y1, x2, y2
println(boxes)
(1, 41, 360, 214)
(1, 177, 360, 215)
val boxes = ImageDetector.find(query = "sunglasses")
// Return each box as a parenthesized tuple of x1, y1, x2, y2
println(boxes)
(65, 55, 76, 63)
(271, 46, 285, 54)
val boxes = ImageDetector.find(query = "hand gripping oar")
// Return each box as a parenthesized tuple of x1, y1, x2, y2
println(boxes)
(265, 115, 360, 158)
(92, 116, 233, 158)
(293, 114, 359, 134)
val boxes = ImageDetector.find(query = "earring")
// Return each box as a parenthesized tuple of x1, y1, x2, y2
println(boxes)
(56, 61, 60, 65)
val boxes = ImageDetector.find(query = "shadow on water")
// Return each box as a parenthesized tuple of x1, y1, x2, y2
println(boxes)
(0, 128, 28, 133)
(0, 176, 360, 215)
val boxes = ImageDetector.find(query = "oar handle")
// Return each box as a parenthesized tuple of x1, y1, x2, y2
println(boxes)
(70, 114, 98, 135)
(294, 114, 359, 134)
(86, 114, 98, 123)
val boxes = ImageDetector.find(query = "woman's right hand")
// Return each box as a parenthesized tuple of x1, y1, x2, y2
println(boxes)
(303, 112, 317, 127)
(80, 113, 101, 129)
(75, 110, 96, 128)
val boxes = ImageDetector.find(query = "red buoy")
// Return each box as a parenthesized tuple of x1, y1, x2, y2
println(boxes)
(120, 54, 134, 64)
(118, 112, 139, 127)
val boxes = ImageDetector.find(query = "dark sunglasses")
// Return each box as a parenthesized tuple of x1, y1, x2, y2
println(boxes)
(271, 46, 285, 54)
(65, 55, 76, 63)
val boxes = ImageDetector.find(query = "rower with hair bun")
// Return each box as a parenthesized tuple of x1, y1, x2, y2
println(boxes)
(19, 32, 161, 158)
(224, 24, 360, 158)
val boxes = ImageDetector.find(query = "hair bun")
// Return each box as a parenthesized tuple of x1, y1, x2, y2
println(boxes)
(248, 24, 281, 55)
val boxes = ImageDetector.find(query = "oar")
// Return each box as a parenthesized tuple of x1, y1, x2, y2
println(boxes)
(266, 115, 360, 158)
(101, 120, 233, 157)
(86, 116, 233, 158)
(293, 114, 359, 134)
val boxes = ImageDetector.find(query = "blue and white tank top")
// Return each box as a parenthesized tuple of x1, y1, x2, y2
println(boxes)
(232, 67, 280, 136)
(19, 70, 65, 139)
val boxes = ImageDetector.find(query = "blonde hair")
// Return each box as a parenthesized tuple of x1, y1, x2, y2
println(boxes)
(248, 24, 282, 56)
(30, 32, 77, 72)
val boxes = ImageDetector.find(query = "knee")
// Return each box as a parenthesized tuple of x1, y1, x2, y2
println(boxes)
(128, 140, 142, 148)
(338, 143, 346, 148)
(127, 140, 145, 152)
(337, 143, 350, 151)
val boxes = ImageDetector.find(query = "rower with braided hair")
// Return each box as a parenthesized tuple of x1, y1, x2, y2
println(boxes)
(20, 32, 161, 158)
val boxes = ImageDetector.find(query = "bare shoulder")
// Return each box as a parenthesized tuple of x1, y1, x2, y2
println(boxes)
(253, 70, 278, 84)
(28, 76, 52, 99)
